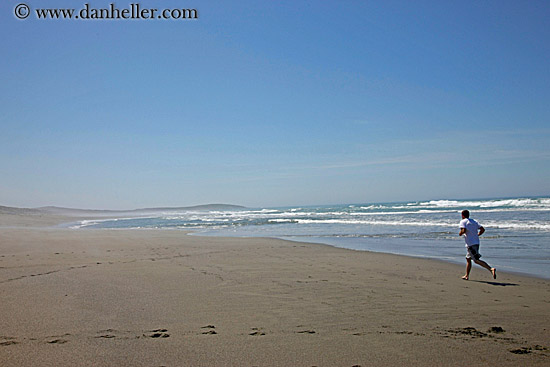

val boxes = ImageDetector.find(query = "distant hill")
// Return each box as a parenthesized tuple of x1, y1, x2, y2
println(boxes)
(0, 206, 42, 215)
(1, 204, 247, 217)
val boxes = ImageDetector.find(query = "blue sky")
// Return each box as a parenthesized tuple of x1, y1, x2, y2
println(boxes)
(1, 0, 549, 209)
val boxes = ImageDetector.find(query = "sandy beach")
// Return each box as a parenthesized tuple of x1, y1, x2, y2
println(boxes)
(1, 212, 549, 366)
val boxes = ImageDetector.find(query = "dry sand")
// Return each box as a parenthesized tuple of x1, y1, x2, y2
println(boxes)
(1, 212, 549, 366)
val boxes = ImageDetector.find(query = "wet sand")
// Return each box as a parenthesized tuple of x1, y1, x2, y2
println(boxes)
(1, 213, 549, 366)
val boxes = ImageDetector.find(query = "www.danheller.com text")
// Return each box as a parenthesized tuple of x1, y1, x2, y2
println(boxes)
(24, 3, 198, 20)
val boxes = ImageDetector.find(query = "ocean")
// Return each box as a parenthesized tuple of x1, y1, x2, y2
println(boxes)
(73, 197, 550, 279)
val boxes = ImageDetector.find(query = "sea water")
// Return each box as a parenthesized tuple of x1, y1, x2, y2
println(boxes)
(74, 197, 550, 279)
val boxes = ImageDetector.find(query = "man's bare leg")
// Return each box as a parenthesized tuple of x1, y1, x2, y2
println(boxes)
(474, 259, 497, 279)
(463, 258, 472, 280)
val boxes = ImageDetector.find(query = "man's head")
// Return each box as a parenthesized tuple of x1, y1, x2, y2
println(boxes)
(461, 210, 470, 219)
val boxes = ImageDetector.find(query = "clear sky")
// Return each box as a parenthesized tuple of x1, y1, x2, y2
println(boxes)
(1, 0, 549, 209)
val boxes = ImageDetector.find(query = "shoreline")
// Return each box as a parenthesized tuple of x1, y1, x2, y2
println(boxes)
(62, 229, 550, 281)
(7, 212, 550, 282)
(201, 233, 550, 282)
(53, 200, 550, 281)
(1, 213, 549, 366)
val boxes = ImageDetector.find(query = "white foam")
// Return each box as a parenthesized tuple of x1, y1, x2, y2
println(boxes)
(294, 219, 453, 227)
(289, 218, 550, 231)
(404, 197, 550, 210)
(483, 221, 550, 231)
(348, 209, 456, 216)
(70, 197, 550, 233)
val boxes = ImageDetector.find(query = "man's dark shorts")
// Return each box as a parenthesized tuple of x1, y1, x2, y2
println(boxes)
(466, 245, 482, 260)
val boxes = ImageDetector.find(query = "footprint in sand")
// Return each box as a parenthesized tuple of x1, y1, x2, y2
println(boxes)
(95, 329, 120, 339)
(46, 334, 71, 344)
(249, 328, 266, 336)
(95, 329, 142, 340)
(0, 337, 19, 346)
(510, 345, 548, 355)
(96, 334, 116, 339)
(447, 327, 488, 338)
(0, 341, 18, 346)
(294, 325, 316, 334)
(201, 325, 217, 335)
(144, 329, 170, 338)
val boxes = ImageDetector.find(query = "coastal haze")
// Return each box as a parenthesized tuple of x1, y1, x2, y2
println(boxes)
(9, 203, 245, 217)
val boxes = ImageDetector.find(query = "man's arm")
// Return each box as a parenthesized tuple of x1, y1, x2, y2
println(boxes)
(459, 228, 466, 236)
(478, 226, 485, 236)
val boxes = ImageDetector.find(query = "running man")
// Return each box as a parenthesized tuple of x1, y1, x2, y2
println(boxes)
(459, 210, 496, 280)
